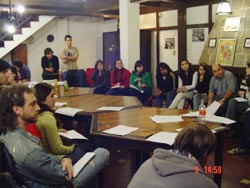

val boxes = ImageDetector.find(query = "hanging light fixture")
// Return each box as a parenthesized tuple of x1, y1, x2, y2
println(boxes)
(216, 0, 232, 15)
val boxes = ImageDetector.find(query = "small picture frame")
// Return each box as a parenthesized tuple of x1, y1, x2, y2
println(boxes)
(208, 38, 217, 48)
(244, 38, 250, 48)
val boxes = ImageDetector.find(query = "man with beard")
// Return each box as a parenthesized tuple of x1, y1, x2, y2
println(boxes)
(0, 59, 11, 86)
(0, 84, 109, 188)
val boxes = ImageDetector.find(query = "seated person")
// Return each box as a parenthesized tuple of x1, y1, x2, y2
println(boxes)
(193, 62, 211, 111)
(128, 125, 218, 188)
(228, 110, 250, 154)
(91, 59, 110, 94)
(226, 63, 250, 123)
(41, 48, 60, 80)
(129, 60, 152, 103)
(0, 59, 11, 86)
(169, 59, 198, 109)
(12, 60, 31, 82)
(208, 63, 237, 116)
(106, 58, 130, 96)
(155, 62, 176, 108)
(9, 66, 19, 84)
(0, 84, 110, 188)
(34, 82, 92, 164)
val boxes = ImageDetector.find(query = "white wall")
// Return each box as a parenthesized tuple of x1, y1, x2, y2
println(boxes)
(140, 13, 156, 29)
(26, 16, 104, 81)
(159, 30, 178, 71)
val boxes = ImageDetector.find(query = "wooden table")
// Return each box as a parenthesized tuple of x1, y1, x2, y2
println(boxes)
(57, 87, 93, 98)
(57, 94, 142, 115)
(90, 107, 228, 188)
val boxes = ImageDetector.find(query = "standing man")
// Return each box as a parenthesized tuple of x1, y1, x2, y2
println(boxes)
(0, 84, 110, 188)
(208, 63, 237, 116)
(0, 59, 11, 86)
(60, 35, 79, 80)
(41, 48, 59, 80)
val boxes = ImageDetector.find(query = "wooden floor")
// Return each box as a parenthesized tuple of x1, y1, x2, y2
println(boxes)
(102, 135, 250, 188)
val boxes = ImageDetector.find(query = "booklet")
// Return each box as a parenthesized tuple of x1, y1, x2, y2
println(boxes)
(59, 130, 88, 140)
(73, 152, 96, 177)
(102, 125, 139, 136)
(55, 102, 67, 107)
(55, 107, 83, 117)
(96, 106, 125, 111)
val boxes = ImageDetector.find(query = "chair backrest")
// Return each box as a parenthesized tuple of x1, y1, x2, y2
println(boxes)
(0, 142, 24, 187)
(85, 68, 95, 86)
(66, 69, 87, 87)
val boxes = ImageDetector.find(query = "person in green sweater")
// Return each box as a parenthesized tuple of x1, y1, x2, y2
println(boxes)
(129, 60, 152, 103)
(34, 82, 92, 164)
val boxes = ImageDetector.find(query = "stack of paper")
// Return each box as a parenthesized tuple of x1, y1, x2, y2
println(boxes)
(205, 115, 236, 125)
(96, 106, 125, 111)
(206, 101, 220, 115)
(151, 115, 183, 123)
(55, 102, 67, 107)
(73, 152, 96, 177)
(55, 107, 83, 117)
(102, 125, 139, 136)
(181, 111, 199, 118)
(146, 132, 178, 145)
(59, 130, 88, 140)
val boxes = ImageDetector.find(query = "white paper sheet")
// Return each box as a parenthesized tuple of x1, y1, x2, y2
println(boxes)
(206, 101, 220, 115)
(102, 125, 139, 136)
(181, 111, 199, 118)
(234, 97, 248, 102)
(59, 130, 88, 140)
(73, 152, 95, 177)
(205, 114, 236, 125)
(146, 132, 178, 145)
(96, 106, 125, 111)
(55, 107, 83, 117)
(176, 127, 222, 134)
(55, 102, 67, 107)
(111, 85, 121, 89)
(151, 115, 183, 123)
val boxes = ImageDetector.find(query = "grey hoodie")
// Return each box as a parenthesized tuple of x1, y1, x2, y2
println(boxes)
(128, 148, 218, 188)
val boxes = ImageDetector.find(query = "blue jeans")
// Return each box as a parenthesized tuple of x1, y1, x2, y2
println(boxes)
(193, 93, 208, 111)
(73, 148, 110, 188)
(156, 90, 176, 108)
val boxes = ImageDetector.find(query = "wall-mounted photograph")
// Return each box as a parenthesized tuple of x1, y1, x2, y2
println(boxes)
(244, 38, 250, 48)
(164, 38, 175, 49)
(208, 38, 217, 48)
(216, 38, 237, 66)
(192, 29, 204, 42)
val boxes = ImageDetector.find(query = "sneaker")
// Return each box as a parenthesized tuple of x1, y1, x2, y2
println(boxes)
(227, 147, 248, 155)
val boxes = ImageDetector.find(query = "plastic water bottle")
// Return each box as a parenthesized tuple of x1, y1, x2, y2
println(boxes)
(199, 99, 206, 125)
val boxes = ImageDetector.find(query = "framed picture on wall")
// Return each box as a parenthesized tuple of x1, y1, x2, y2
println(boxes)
(216, 38, 237, 66)
(244, 38, 250, 48)
(192, 29, 204, 42)
(164, 38, 175, 49)
(208, 38, 217, 48)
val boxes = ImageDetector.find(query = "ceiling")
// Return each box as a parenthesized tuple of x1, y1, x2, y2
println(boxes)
(0, 0, 189, 19)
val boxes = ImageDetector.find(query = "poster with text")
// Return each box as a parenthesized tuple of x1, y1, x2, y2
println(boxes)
(216, 39, 236, 66)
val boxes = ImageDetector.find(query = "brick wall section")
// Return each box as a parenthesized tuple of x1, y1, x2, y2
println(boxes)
(199, 0, 250, 67)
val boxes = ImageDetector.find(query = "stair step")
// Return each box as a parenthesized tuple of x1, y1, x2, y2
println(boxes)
(4, 35, 13, 41)
(0, 41, 4, 48)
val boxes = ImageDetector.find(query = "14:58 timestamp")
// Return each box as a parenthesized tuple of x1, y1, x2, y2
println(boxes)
(204, 166, 222, 174)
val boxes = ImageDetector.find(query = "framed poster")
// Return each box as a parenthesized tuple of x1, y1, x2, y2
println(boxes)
(216, 39, 237, 66)
(208, 38, 217, 48)
(224, 17, 241, 31)
(164, 38, 175, 49)
(244, 38, 250, 48)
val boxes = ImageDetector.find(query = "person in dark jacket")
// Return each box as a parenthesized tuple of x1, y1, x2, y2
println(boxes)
(41, 48, 59, 80)
(169, 59, 198, 109)
(155, 62, 177, 107)
(128, 125, 218, 188)
(91, 59, 110, 94)
(193, 62, 211, 110)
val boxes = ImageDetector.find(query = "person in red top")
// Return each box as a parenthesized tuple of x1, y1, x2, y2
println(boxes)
(106, 58, 131, 96)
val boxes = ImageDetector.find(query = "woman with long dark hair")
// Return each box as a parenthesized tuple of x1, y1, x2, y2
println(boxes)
(91, 59, 110, 94)
(155, 62, 177, 107)
(106, 58, 130, 96)
(193, 62, 211, 110)
(169, 59, 198, 109)
(129, 60, 152, 103)
(34, 83, 92, 164)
